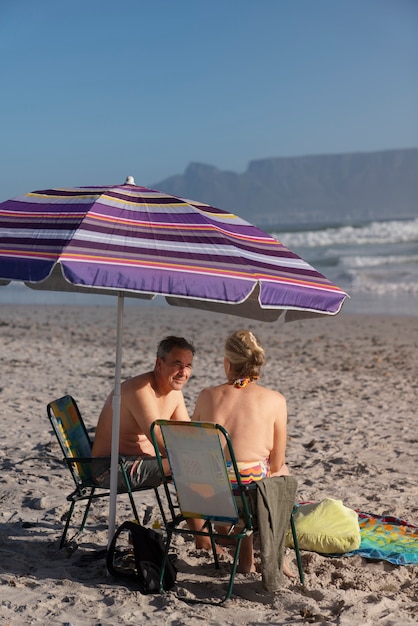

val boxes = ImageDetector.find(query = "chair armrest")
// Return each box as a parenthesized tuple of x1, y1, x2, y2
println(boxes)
(65, 455, 126, 464)
(65, 456, 94, 465)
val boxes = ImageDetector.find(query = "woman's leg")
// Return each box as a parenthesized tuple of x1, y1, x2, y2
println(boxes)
(237, 534, 256, 573)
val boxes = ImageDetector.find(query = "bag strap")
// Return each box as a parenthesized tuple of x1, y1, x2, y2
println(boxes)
(106, 520, 138, 578)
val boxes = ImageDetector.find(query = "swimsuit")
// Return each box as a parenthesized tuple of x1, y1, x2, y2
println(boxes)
(232, 375, 259, 388)
(226, 459, 270, 486)
(92, 455, 163, 490)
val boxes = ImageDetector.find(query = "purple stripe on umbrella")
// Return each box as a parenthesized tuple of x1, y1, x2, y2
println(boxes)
(62, 262, 258, 303)
(64, 239, 327, 280)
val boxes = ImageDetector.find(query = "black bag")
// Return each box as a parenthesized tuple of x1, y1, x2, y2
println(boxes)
(106, 520, 177, 594)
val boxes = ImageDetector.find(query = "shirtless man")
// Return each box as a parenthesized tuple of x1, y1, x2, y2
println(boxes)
(193, 329, 293, 575)
(92, 335, 214, 550)
(92, 336, 195, 490)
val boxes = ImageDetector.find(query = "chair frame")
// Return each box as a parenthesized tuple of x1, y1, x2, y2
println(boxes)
(47, 395, 164, 548)
(151, 419, 303, 604)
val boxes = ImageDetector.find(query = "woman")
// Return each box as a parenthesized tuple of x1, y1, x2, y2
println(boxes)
(193, 329, 293, 575)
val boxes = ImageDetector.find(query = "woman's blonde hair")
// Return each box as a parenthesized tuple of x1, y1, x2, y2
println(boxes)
(224, 330, 265, 378)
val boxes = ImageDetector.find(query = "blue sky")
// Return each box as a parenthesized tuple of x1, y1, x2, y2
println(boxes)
(1, 0, 417, 201)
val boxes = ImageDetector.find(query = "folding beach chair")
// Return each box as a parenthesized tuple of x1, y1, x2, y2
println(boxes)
(47, 395, 164, 548)
(150, 419, 303, 604)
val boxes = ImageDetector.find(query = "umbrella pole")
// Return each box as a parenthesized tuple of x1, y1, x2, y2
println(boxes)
(108, 292, 124, 547)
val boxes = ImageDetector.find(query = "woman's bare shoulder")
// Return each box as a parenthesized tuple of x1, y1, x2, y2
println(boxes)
(198, 383, 228, 396)
(256, 383, 285, 397)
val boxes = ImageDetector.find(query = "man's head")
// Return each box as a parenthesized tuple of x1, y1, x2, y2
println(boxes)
(155, 336, 195, 391)
(156, 336, 195, 360)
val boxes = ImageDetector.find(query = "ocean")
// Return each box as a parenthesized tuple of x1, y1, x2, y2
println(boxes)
(272, 216, 418, 316)
(1, 217, 417, 317)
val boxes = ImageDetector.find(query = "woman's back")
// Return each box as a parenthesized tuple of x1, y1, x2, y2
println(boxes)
(192, 329, 293, 575)
(193, 380, 287, 471)
(193, 329, 288, 475)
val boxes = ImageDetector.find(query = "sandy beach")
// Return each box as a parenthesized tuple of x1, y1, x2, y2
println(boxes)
(0, 303, 417, 625)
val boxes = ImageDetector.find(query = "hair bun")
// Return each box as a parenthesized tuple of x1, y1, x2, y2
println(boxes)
(225, 330, 265, 377)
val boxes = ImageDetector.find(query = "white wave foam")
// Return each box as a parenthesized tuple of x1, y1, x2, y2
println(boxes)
(275, 218, 418, 248)
(340, 260, 418, 294)
(349, 275, 418, 295)
(340, 254, 418, 269)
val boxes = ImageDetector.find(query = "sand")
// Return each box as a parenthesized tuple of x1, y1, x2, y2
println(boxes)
(0, 303, 417, 625)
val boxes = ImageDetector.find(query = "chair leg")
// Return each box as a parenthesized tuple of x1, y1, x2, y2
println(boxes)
(60, 497, 93, 549)
(196, 519, 220, 569)
(159, 527, 174, 593)
(222, 534, 244, 604)
(211, 541, 219, 569)
(60, 501, 76, 549)
(126, 490, 140, 523)
(290, 511, 304, 585)
(154, 488, 168, 528)
(120, 462, 141, 523)
(78, 497, 93, 535)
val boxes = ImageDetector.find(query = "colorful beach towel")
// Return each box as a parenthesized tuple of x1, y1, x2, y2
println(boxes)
(346, 512, 418, 565)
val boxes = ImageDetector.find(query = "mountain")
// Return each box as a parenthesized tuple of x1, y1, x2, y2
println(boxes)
(152, 148, 418, 227)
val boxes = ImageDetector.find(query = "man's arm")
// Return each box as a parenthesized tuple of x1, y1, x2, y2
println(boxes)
(126, 385, 167, 454)
(127, 385, 189, 454)
(170, 394, 191, 422)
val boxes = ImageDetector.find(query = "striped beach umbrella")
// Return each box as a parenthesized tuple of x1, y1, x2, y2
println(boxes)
(0, 176, 347, 317)
(0, 177, 348, 541)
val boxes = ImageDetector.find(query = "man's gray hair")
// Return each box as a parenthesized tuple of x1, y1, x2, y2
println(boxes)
(156, 336, 195, 360)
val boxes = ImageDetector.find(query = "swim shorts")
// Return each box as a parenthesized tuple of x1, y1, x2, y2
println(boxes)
(91, 456, 163, 491)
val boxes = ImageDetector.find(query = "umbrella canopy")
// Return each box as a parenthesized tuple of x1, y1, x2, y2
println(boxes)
(0, 176, 347, 319)
(0, 177, 348, 542)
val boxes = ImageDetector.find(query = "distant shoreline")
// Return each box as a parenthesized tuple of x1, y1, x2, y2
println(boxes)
(1, 291, 417, 318)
